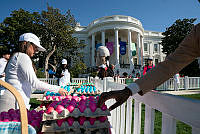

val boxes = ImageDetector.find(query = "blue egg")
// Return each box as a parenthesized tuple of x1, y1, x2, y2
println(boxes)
(46, 91, 50, 96)
(93, 87, 96, 92)
(77, 88, 80, 92)
(50, 92, 55, 96)
(55, 93, 61, 96)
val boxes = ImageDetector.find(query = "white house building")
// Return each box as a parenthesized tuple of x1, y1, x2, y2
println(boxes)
(73, 15, 166, 75)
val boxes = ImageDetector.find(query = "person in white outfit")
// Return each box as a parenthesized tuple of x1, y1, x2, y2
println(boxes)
(56, 59, 71, 86)
(0, 33, 68, 112)
(174, 73, 180, 91)
(0, 50, 10, 95)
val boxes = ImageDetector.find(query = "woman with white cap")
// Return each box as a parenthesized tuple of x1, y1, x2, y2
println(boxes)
(0, 33, 68, 112)
(55, 59, 71, 86)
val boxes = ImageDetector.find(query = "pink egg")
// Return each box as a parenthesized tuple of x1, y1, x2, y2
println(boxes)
(66, 117, 74, 126)
(46, 96, 50, 100)
(101, 104, 107, 111)
(78, 104, 87, 113)
(88, 96, 95, 101)
(78, 116, 86, 125)
(96, 96, 99, 101)
(55, 105, 65, 114)
(65, 95, 72, 100)
(30, 120, 40, 128)
(58, 96, 63, 101)
(52, 96, 56, 100)
(30, 110, 37, 116)
(46, 107, 54, 114)
(3, 119, 10, 122)
(70, 99, 76, 104)
(8, 109, 15, 114)
(12, 119, 19, 122)
(89, 117, 96, 125)
(89, 103, 97, 112)
(99, 116, 107, 122)
(39, 110, 44, 115)
(80, 95, 87, 100)
(56, 119, 65, 127)
(67, 105, 75, 113)
(72, 96, 79, 101)
(79, 100, 86, 105)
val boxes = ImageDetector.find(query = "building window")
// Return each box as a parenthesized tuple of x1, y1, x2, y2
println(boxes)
(155, 59, 159, 64)
(144, 43, 148, 52)
(144, 58, 148, 66)
(154, 44, 158, 52)
(80, 40, 85, 44)
(133, 58, 137, 65)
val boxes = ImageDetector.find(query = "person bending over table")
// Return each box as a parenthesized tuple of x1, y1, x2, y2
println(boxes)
(0, 33, 68, 112)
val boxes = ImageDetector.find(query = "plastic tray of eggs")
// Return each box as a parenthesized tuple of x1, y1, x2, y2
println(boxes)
(42, 95, 110, 121)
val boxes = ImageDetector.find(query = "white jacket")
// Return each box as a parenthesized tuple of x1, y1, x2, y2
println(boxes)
(5, 52, 60, 109)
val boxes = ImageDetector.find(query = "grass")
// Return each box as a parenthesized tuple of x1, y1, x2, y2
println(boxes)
(139, 93, 200, 134)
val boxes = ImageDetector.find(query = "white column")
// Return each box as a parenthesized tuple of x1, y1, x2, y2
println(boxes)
(140, 35, 144, 66)
(101, 31, 105, 46)
(128, 29, 133, 70)
(115, 29, 119, 65)
(91, 34, 95, 66)
(149, 42, 153, 59)
(137, 33, 141, 65)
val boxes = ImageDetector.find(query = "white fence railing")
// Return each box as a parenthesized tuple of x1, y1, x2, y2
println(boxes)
(91, 78, 200, 134)
(38, 76, 200, 91)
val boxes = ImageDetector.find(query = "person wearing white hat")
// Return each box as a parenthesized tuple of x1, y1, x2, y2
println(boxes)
(55, 59, 71, 86)
(0, 33, 68, 112)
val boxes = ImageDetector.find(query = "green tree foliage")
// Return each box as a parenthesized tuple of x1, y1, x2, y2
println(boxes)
(161, 18, 200, 76)
(0, 9, 42, 51)
(70, 61, 87, 78)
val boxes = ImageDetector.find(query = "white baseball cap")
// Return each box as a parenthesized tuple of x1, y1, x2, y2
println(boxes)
(97, 46, 110, 57)
(19, 33, 46, 51)
(62, 59, 67, 65)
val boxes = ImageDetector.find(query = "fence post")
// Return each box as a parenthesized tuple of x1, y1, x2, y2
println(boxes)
(103, 78, 107, 92)
(184, 76, 189, 90)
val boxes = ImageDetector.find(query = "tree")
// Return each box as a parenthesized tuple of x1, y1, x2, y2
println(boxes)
(0, 9, 42, 52)
(161, 18, 200, 76)
(40, 6, 85, 78)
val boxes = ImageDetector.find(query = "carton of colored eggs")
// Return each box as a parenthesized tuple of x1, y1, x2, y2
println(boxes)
(42, 95, 110, 121)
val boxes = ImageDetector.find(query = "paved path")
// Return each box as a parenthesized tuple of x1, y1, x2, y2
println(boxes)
(160, 90, 200, 95)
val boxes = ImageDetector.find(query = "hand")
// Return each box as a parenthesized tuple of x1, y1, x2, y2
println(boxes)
(58, 88, 68, 96)
(97, 87, 132, 111)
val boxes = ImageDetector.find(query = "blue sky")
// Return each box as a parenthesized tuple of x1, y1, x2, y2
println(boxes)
(0, 0, 199, 32)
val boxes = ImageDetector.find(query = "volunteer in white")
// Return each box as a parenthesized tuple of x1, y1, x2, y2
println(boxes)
(58, 59, 71, 86)
(0, 50, 10, 95)
(0, 33, 68, 112)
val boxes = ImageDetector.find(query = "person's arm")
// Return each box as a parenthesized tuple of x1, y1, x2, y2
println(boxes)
(18, 54, 60, 92)
(134, 23, 200, 95)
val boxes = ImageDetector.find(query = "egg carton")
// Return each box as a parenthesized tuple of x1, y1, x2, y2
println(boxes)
(74, 90, 101, 95)
(42, 120, 111, 134)
(42, 108, 111, 121)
